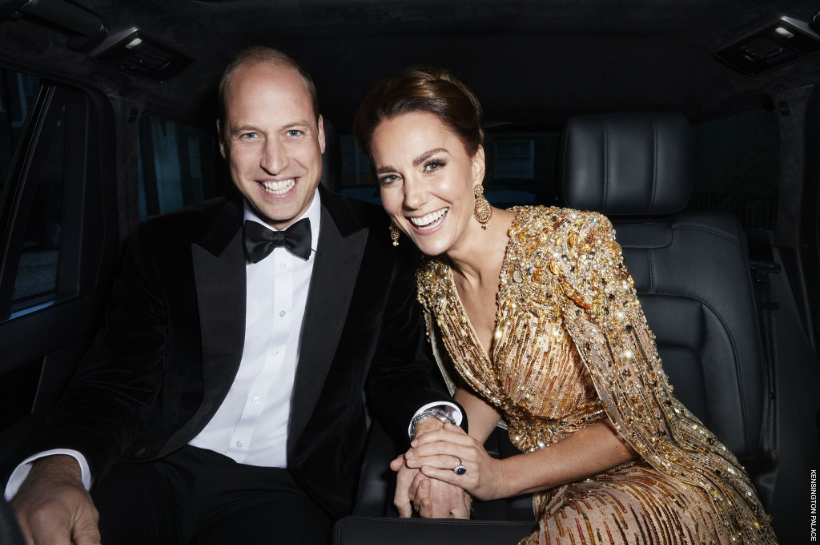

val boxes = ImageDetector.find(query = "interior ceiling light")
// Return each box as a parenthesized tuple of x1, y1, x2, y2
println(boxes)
(89, 28, 193, 83)
(715, 16, 820, 75)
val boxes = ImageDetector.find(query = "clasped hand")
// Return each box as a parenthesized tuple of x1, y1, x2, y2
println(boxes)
(391, 423, 505, 518)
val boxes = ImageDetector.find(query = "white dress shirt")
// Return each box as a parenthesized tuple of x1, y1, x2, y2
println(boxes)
(5, 188, 460, 499)
(186, 192, 321, 466)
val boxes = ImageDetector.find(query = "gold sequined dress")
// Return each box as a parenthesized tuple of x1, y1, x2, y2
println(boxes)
(416, 206, 778, 545)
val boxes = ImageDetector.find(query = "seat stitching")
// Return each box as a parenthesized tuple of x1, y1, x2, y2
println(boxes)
(647, 250, 655, 293)
(649, 117, 658, 213)
(671, 224, 743, 246)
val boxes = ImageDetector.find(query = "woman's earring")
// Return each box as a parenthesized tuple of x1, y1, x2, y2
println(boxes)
(473, 185, 492, 229)
(389, 222, 401, 246)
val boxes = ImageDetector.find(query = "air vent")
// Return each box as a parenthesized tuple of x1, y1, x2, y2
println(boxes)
(715, 16, 820, 75)
(91, 29, 192, 83)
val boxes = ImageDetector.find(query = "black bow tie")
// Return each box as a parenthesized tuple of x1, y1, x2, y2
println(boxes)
(243, 218, 312, 263)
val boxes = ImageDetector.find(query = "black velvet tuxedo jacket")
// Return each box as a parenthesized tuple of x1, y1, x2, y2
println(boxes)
(25, 187, 454, 518)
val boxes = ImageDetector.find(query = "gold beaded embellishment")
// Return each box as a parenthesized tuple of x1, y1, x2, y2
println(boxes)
(417, 206, 779, 545)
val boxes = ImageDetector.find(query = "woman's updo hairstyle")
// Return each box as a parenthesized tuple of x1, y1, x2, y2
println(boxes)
(353, 66, 483, 159)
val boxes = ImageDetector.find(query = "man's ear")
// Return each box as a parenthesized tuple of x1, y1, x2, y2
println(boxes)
(216, 119, 227, 158)
(317, 115, 326, 155)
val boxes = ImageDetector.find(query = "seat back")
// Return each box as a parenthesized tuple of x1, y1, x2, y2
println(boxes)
(559, 113, 767, 463)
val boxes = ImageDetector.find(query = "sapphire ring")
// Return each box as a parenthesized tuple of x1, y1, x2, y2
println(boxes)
(453, 457, 467, 475)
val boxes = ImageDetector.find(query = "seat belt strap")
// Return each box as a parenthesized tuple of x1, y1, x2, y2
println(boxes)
(746, 231, 781, 510)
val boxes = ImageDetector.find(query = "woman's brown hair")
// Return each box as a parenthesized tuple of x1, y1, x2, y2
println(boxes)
(353, 66, 483, 158)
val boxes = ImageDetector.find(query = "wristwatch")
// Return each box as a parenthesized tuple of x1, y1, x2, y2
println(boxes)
(410, 409, 456, 441)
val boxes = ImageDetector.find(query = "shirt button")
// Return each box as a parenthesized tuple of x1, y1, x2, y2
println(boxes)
(280, 263, 286, 269)
(236, 441, 243, 447)
(279, 310, 286, 317)
(252, 396, 260, 404)
(272, 349, 279, 356)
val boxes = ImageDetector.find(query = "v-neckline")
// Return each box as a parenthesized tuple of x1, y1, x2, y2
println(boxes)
(444, 209, 520, 367)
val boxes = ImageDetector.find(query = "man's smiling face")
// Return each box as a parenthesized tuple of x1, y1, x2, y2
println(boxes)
(220, 61, 325, 230)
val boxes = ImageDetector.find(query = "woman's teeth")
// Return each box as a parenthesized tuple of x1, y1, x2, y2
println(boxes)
(262, 179, 296, 194)
(410, 209, 448, 230)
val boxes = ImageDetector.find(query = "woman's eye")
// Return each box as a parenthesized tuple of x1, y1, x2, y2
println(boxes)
(424, 160, 446, 172)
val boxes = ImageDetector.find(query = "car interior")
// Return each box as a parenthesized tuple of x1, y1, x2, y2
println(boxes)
(1, 1, 819, 544)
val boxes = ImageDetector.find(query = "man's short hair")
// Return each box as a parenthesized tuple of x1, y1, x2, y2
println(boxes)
(217, 46, 320, 129)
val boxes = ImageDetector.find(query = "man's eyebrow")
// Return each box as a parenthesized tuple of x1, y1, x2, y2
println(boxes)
(412, 148, 448, 167)
(229, 121, 312, 134)
(229, 124, 261, 135)
(375, 165, 397, 175)
(282, 121, 312, 130)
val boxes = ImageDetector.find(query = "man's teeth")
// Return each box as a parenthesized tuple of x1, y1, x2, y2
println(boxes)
(262, 179, 296, 194)
(410, 209, 448, 229)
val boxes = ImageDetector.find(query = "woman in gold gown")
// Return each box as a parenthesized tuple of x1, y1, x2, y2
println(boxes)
(353, 67, 778, 545)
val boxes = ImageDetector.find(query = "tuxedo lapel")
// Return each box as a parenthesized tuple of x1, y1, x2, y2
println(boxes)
(162, 199, 247, 454)
(288, 192, 368, 455)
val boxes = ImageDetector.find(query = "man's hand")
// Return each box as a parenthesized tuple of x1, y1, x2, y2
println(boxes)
(391, 417, 471, 519)
(392, 455, 471, 519)
(11, 455, 101, 545)
(413, 472, 471, 519)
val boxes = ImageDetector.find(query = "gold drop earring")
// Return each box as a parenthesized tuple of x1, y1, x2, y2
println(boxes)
(473, 185, 492, 229)
(389, 222, 401, 246)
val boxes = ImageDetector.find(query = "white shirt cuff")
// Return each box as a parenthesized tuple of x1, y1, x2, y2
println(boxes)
(407, 402, 463, 438)
(4, 449, 92, 501)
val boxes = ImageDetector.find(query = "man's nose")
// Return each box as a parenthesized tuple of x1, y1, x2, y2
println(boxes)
(261, 138, 288, 174)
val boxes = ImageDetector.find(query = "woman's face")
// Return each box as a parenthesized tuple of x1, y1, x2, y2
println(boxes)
(371, 112, 485, 257)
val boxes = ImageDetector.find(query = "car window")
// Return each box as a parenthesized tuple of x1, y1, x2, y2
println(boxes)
(339, 130, 561, 208)
(339, 135, 377, 204)
(484, 131, 561, 208)
(0, 70, 89, 319)
(11, 105, 65, 302)
(137, 113, 217, 221)
(0, 68, 40, 205)
(689, 108, 780, 230)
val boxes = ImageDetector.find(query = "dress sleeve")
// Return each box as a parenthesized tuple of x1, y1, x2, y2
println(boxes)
(551, 211, 777, 545)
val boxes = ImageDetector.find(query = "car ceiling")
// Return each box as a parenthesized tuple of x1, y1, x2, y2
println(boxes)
(2, 0, 820, 130)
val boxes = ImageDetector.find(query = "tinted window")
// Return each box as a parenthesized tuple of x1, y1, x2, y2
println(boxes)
(339, 131, 560, 208)
(339, 135, 378, 204)
(138, 113, 217, 221)
(0, 69, 40, 204)
(689, 108, 780, 230)
(1, 81, 91, 320)
(12, 106, 65, 302)
(483, 131, 560, 208)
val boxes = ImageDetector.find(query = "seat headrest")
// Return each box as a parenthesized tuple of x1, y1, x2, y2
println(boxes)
(559, 113, 693, 215)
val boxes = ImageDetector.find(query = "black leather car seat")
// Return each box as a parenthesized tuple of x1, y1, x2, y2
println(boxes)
(559, 113, 774, 501)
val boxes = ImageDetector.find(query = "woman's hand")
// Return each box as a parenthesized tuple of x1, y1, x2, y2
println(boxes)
(405, 422, 506, 501)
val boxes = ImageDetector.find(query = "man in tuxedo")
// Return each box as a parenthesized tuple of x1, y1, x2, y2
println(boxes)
(5, 47, 469, 544)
